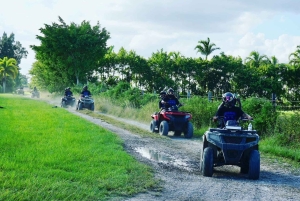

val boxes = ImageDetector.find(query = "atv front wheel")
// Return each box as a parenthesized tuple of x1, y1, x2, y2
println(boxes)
(78, 102, 83, 110)
(159, 121, 169, 136)
(202, 147, 214, 177)
(184, 122, 194, 138)
(90, 103, 94, 111)
(150, 120, 158, 133)
(248, 150, 260, 180)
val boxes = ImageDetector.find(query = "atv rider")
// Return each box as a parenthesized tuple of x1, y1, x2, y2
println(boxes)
(163, 88, 181, 109)
(213, 92, 252, 127)
(80, 85, 91, 98)
(64, 87, 73, 97)
(159, 91, 167, 110)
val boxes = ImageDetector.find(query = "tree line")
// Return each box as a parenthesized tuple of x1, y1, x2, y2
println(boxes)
(2, 17, 300, 102)
(0, 32, 28, 92)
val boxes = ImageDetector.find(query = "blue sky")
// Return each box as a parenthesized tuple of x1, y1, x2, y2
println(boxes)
(1, 0, 300, 75)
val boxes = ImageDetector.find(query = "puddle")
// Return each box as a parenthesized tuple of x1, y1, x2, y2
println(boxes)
(135, 147, 192, 170)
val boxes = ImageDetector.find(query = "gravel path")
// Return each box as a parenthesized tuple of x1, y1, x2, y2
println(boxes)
(65, 108, 300, 201)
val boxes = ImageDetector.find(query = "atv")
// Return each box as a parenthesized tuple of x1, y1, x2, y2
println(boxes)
(16, 88, 24, 95)
(200, 117, 260, 180)
(76, 95, 94, 111)
(61, 95, 76, 108)
(31, 90, 40, 98)
(150, 105, 194, 138)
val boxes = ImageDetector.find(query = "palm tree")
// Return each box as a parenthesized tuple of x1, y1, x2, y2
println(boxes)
(244, 51, 270, 68)
(289, 45, 300, 67)
(0, 57, 18, 93)
(194, 37, 220, 60)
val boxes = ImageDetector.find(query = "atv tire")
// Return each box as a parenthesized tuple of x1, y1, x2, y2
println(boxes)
(248, 150, 260, 180)
(61, 101, 66, 108)
(78, 102, 83, 110)
(150, 120, 158, 133)
(184, 122, 194, 138)
(202, 147, 214, 177)
(159, 120, 169, 136)
(90, 103, 94, 111)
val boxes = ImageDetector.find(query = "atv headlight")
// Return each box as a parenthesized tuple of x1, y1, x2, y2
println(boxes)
(185, 115, 191, 119)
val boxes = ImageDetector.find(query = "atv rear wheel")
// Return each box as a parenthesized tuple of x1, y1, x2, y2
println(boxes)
(150, 120, 158, 133)
(184, 122, 194, 138)
(61, 101, 66, 108)
(202, 147, 214, 177)
(248, 150, 260, 180)
(159, 121, 169, 136)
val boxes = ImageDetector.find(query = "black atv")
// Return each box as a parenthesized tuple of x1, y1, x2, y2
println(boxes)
(150, 105, 194, 138)
(76, 95, 94, 111)
(200, 117, 260, 180)
(61, 95, 76, 108)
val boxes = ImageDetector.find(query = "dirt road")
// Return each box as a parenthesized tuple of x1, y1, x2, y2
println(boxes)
(65, 108, 300, 201)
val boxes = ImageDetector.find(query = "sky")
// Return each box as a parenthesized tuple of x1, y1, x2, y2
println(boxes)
(1, 0, 300, 76)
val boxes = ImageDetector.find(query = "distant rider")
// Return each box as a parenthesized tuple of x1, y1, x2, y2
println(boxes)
(64, 87, 73, 97)
(159, 91, 167, 110)
(80, 85, 91, 97)
(163, 88, 181, 109)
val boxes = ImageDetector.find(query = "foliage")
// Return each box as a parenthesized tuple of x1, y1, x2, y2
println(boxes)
(0, 57, 18, 93)
(0, 32, 28, 65)
(242, 97, 278, 136)
(30, 16, 110, 90)
(274, 112, 300, 148)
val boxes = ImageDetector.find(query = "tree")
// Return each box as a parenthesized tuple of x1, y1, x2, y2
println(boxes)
(289, 45, 300, 67)
(0, 57, 18, 93)
(194, 37, 220, 60)
(244, 51, 270, 68)
(0, 32, 28, 65)
(30, 16, 110, 89)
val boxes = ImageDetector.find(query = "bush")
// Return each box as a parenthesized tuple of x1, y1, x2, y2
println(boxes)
(274, 112, 300, 148)
(242, 97, 278, 136)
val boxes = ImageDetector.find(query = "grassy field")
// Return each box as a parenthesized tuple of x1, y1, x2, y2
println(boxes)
(0, 94, 159, 201)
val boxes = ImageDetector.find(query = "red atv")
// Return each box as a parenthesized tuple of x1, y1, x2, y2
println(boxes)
(150, 105, 194, 138)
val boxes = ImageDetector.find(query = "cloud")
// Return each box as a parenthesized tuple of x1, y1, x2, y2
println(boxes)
(2, 0, 300, 75)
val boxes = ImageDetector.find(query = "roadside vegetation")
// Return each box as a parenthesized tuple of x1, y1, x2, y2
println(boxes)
(0, 94, 159, 201)
(75, 82, 299, 164)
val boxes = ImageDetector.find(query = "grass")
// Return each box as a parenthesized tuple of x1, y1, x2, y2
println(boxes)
(0, 94, 160, 201)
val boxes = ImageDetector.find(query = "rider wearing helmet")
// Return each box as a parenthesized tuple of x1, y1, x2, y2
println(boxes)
(80, 85, 91, 97)
(213, 92, 252, 125)
(64, 87, 73, 96)
(159, 91, 167, 110)
(165, 88, 180, 108)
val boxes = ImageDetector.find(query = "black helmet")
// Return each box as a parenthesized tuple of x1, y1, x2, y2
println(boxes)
(160, 91, 166, 98)
(83, 85, 88, 90)
(222, 92, 236, 107)
(167, 88, 174, 95)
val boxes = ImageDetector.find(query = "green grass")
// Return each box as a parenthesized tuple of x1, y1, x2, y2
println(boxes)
(0, 94, 159, 201)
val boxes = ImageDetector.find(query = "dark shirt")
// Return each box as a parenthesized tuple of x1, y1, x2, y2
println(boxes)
(165, 95, 180, 108)
(81, 90, 91, 97)
(65, 91, 73, 96)
(215, 106, 245, 121)
(159, 97, 168, 109)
